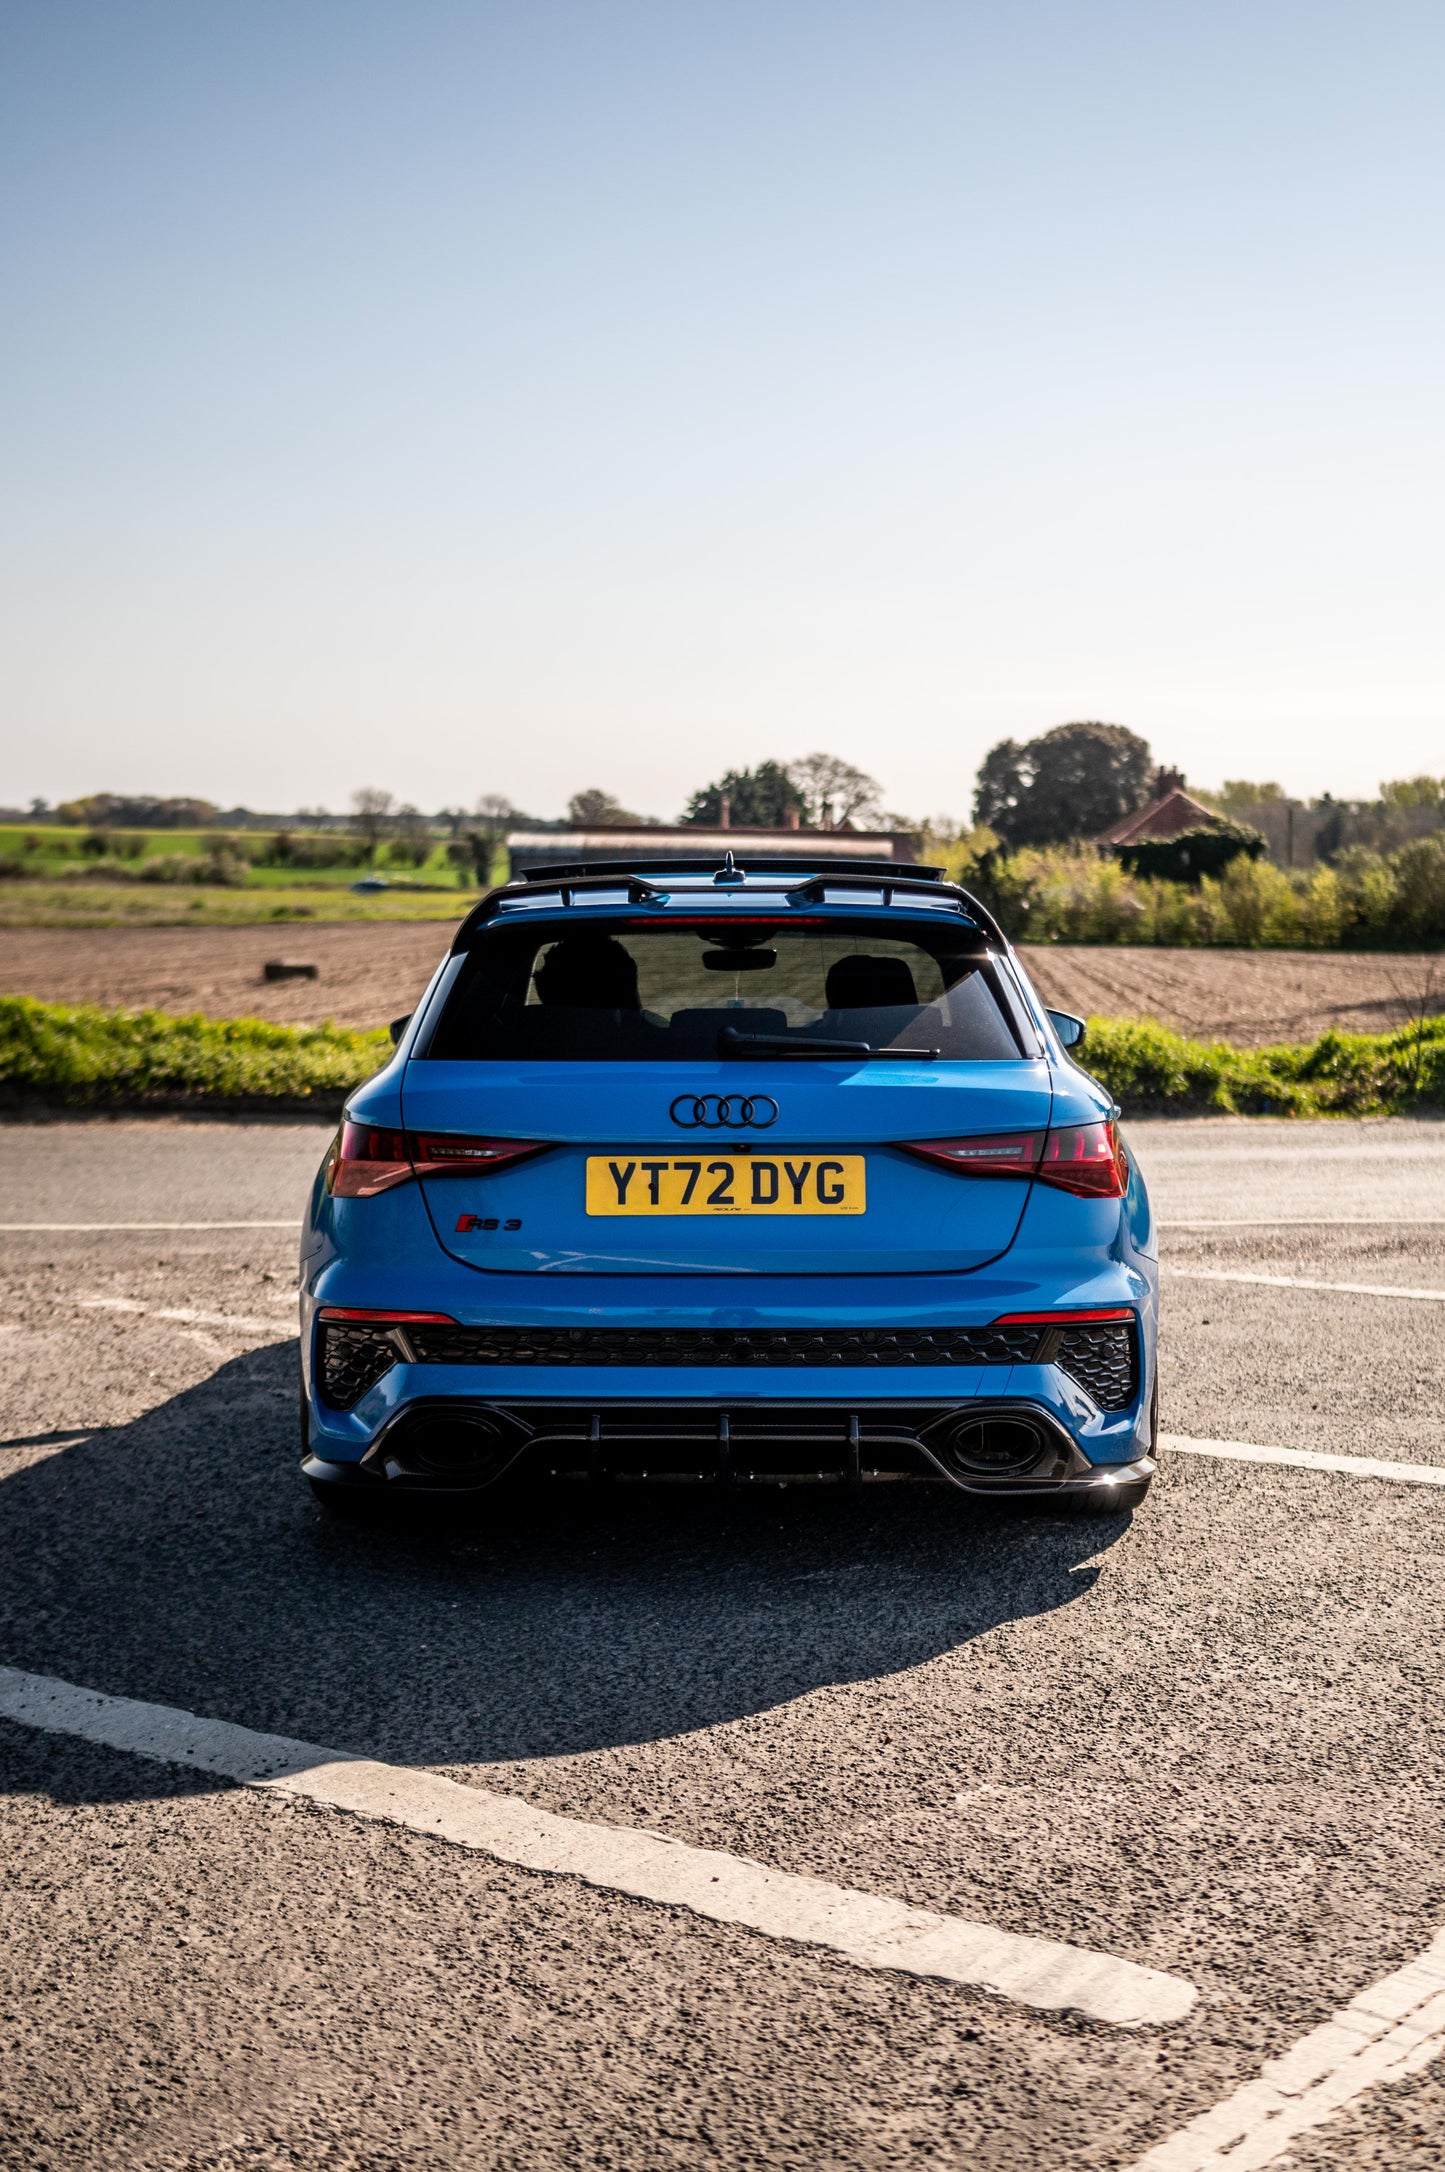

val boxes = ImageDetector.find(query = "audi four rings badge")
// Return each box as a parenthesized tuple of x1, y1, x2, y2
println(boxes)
(670, 1094, 780, 1129)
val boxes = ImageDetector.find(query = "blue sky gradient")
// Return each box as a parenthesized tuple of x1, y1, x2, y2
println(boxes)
(2, 1, 1442, 816)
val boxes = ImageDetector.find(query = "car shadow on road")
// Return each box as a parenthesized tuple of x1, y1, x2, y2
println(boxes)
(0, 1343, 1134, 1799)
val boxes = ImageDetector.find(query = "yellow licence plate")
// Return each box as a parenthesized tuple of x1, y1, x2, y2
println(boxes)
(586, 1153, 866, 1216)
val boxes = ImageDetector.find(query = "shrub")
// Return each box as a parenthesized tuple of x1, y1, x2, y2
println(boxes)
(1217, 856, 1303, 945)
(1331, 848, 1398, 940)
(954, 836, 1445, 950)
(1297, 865, 1346, 948)
(196, 844, 252, 886)
(1081, 1013, 1445, 1115)
(1386, 836, 1445, 943)
(86, 846, 254, 887)
(1135, 878, 1198, 945)
(0, 997, 389, 1107)
(1115, 822, 1264, 885)
(82, 828, 144, 858)
(133, 847, 246, 881)
(260, 830, 372, 869)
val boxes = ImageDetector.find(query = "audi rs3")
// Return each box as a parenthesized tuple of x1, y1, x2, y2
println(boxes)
(299, 854, 1158, 1513)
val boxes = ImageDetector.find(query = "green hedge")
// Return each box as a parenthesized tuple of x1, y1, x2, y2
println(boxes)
(1082, 1013, 1445, 1115)
(938, 834, 1445, 947)
(1, 994, 1443, 1117)
(0, 996, 390, 1109)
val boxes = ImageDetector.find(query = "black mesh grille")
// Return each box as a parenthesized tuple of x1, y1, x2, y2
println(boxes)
(1053, 1324, 1137, 1410)
(317, 1322, 398, 1409)
(318, 1317, 1140, 1411)
(403, 1324, 1043, 1368)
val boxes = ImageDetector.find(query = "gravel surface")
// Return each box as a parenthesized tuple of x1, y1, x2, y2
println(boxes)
(1, 1117, 1444, 2169)
(3, 922, 1443, 1041)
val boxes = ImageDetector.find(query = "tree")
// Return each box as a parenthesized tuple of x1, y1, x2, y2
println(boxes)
(566, 789, 657, 827)
(386, 804, 434, 867)
(54, 793, 217, 829)
(1380, 776, 1445, 812)
(350, 787, 394, 857)
(972, 740, 1030, 841)
(474, 793, 517, 837)
(682, 761, 806, 827)
(787, 752, 883, 830)
(971, 723, 1153, 847)
(1219, 779, 1286, 809)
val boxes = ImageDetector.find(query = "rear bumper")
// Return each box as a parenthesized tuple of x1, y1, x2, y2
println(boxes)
(303, 1394, 1155, 1501)
(305, 1352, 1155, 1469)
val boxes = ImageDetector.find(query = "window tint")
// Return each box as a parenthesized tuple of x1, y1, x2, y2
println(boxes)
(425, 920, 1033, 1062)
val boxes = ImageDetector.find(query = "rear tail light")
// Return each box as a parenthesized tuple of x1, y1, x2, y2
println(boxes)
(317, 1307, 459, 1324)
(1039, 1121, 1129, 1197)
(900, 1120, 1129, 1199)
(990, 1307, 1133, 1326)
(327, 1123, 551, 1198)
(899, 1131, 1043, 1178)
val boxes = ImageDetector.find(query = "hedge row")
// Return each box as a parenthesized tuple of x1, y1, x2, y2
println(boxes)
(0, 997, 389, 1111)
(1082, 1013, 1445, 1115)
(2, 995, 1444, 1118)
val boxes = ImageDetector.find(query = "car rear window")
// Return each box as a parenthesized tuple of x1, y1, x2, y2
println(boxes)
(423, 919, 1036, 1062)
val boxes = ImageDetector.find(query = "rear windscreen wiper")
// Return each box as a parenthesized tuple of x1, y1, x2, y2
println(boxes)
(718, 1028, 941, 1061)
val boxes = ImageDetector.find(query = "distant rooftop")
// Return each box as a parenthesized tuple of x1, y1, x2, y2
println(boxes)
(505, 824, 921, 871)
(1096, 787, 1224, 848)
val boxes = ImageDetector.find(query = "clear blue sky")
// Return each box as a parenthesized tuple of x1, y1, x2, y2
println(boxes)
(2, 1, 1442, 819)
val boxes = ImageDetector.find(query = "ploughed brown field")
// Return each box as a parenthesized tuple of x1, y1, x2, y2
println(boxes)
(1, 922, 1442, 1044)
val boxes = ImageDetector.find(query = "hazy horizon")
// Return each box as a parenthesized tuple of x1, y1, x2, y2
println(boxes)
(10, 749, 1438, 829)
(4, 2, 1442, 817)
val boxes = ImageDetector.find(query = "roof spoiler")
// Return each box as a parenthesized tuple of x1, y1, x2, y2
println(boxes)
(451, 858, 1010, 951)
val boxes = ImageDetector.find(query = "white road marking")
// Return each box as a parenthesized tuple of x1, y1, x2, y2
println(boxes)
(1167, 1267, 1445, 1302)
(75, 1297, 286, 1336)
(1162, 1434, 1445, 1487)
(0, 1220, 296, 1232)
(0, 1665, 1195, 2030)
(1126, 1927, 1445, 2169)
(1162, 1217, 1445, 1228)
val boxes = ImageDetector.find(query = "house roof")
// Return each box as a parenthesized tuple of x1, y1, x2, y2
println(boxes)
(1096, 788, 1224, 847)
(505, 825, 921, 868)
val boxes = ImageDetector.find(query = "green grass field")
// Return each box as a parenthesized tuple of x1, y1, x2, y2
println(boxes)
(0, 882, 479, 926)
(0, 823, 485, 920)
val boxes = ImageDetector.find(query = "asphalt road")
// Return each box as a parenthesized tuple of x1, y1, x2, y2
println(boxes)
(1, 1115, 1444, 2170)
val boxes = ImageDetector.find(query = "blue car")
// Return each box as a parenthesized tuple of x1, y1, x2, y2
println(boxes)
(299, 852, 1158, 1516)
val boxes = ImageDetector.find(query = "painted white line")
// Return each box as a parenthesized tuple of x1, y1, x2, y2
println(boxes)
(1126, 1927, 1445, 2169)
(0, 1665, 1194, 2029)
(1166, 1267, 1445, 1302)
(1162, 1217, 1445, 1229)
(1162, 1434, 1445, 1487)
(0, 1221, 296, 1232)
(76, 1297, 284, 1336)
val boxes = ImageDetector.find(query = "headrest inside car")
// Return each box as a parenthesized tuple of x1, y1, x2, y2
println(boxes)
(824, 954, 919, 1010)
(534, 936, 641, 1010)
